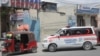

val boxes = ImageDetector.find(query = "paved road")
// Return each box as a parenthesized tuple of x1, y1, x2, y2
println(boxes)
(0, 42, 100, 56)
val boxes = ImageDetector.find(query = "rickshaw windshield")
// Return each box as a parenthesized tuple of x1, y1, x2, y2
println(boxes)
(6, 34, 13, 39)
(15, 34, 21, 40)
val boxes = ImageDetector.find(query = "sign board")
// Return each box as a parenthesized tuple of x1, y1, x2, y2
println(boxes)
(77, 5, 99, 14)
(10, 10, 24, 21)
(10, 0, 41, 9)
(16, 10, 24, 20)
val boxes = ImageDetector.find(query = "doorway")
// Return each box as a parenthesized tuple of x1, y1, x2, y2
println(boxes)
(77, 15, 85, 26)
(91, 16, 97, 27)
(1, 7, 10, 37)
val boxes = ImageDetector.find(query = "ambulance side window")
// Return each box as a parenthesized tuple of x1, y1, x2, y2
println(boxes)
(71, 29, 82, 35)
(65, 30, 71, 36)
(29, 33, 35, 42)
(71, 28, 93, 35)
(60, 29, 71, 36)
(81, 28, 93, 34)
(60, 30, 66, 36)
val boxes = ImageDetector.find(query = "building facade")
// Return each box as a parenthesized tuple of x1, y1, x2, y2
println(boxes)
(29, 3, 76, 39)
(0, 0, 41, 42)
(29, 3, 100, 40)
(0, 1, 100, 41)
(75, 5, 99, 27)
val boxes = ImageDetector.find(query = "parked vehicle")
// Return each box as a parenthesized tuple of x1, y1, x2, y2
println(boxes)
(1, 31, 37, 56)
(42, 26, 97, 52)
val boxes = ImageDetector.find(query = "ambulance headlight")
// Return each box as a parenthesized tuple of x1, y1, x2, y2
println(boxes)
(43, 40, 48, 43)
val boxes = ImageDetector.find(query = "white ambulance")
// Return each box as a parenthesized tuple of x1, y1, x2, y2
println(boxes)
(42, 26, 97, 52)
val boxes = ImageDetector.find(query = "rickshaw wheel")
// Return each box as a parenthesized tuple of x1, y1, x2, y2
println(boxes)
(30, 48, 37, 53)
(2, 52, 10, 56)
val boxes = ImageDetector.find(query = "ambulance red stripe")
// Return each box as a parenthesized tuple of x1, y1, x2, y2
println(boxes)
(49, 34, 96, 39)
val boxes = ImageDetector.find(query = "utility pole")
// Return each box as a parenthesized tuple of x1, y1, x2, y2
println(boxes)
(76, 4, 79, 26)
(0, 8, 1, 38)
(35, 0, 41, 42)
(37, 9, 39, 20)
(0, 1, 1, 38)
(36, 8, 40, 42)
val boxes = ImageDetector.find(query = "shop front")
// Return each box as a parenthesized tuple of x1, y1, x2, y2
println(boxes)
(76, 6, 99, 27)
(0, 0, 41, 41)
(76, 6, 100, 44)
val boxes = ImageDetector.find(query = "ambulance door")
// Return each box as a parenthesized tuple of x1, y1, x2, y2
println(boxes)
(58, 29, 71, 48)
(70, 28, 83, 47)
(62, 29, 77, 48)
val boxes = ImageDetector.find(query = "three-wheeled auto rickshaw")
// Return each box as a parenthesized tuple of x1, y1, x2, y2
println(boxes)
(1, 31, 37, 56)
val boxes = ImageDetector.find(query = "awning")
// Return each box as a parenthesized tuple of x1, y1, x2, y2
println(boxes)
(10, 0, 41, 9)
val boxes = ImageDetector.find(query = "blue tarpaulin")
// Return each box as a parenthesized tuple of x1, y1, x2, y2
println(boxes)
(23, 10, 40, 42)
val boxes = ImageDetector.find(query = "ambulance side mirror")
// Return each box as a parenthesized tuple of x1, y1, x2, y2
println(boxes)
(56, 34, 60, 36)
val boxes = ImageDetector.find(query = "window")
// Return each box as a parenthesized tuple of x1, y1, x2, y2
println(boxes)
(59, 30, 66, 36)
(56, 29, 62, 34)
(20, 34, 29, 43)
(29, 33, 35, 41)
(71, 29, 81, 35)
(15, 34, 21, 40)
(81, 28, 93, 34)
(59, 29, 71, 36)
(77, 15, 85, 26)
(65, 30, 71, 36)
(91, 16, 97, 27)
(71, 28, 93, 35)
(41, 2, 57, 12)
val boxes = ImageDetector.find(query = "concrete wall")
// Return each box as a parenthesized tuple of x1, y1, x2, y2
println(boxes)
(84, 15, 91, 26)
(97, 15, 100, 28)
(29, 9, 67, 39)
(29, 4, 76, 39)
(29, 4, 100, 40)
(40, 12, 66, 38)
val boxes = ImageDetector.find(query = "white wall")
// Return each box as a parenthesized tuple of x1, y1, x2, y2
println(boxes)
(84, 15, 91, 26)
(29, 4, 76, 39)
(97, 15, 100, 28)
(39, 12, 67, 38)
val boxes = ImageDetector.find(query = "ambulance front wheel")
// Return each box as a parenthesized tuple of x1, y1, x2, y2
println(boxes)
(83, 41, 93, 50)
(48, 44, 57, 52)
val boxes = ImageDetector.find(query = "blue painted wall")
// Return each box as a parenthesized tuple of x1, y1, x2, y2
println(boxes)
(23, 10, 40, 42)
(33, 19, 40, 42)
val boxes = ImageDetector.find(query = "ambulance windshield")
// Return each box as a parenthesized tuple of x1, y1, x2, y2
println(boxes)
(56, 29, 63, 34)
